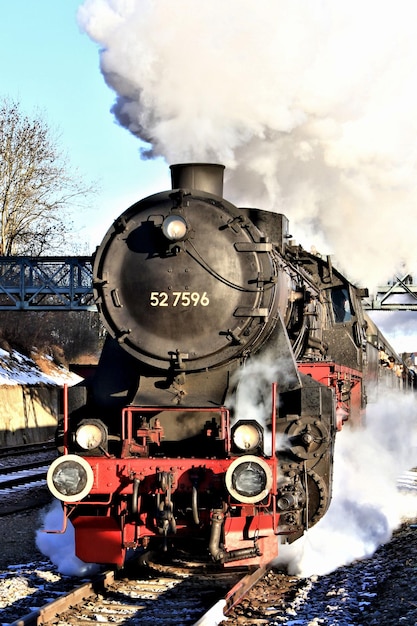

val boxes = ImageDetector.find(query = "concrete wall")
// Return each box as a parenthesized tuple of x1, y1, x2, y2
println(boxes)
(0, 385, 60, 447)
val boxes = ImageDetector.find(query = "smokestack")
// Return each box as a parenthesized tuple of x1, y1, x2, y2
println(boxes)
(170, 163, 225, 197)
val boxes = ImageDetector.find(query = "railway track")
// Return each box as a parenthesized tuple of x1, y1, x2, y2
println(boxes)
(397, 468, 417, 491)
(2, 465, 415, 623)
(0, 442, 55, 459)
(0, 461, 49, 490)
(0, 442, 56, 516)
(9, 561, 272, 626)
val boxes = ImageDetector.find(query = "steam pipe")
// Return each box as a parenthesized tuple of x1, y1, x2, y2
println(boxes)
(132, 477, 140, 515)
(208, 509, 261, 563)
(192, 485, 200, 525)
(223, 546, 261, 562)
(209, 509, 227, 562)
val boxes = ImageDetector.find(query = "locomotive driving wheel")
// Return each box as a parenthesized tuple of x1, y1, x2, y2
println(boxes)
(304, 467, 329, 526)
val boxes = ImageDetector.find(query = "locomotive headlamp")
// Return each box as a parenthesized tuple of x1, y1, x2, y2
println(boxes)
(232, 421, 263, 453)
(162, 214, 188, 241)
(75, 420, 107, 451)
(225, 455, 273, 504)
(47, 454, 94, 503)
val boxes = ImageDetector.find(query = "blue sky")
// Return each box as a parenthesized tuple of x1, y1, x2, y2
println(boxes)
(1, 0, 169, 251)
(2, 0, 417, 353)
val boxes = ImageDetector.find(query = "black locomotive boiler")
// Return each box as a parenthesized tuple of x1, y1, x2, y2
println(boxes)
(46, 163, 404, 567)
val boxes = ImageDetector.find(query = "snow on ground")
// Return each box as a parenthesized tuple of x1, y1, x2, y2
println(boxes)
(0, 347, 82, 386)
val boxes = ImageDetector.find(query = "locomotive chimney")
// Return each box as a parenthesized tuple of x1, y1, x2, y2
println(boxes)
(170, 163, 225, 197)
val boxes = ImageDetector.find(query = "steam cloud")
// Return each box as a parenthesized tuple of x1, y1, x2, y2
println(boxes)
(232, 359, 417, 575)
(78, 0, 417, 289)
(277, 388, 417, 576)
(36, 502, 99, 577)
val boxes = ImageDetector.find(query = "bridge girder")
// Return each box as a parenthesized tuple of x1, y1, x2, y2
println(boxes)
(362, 273, 417, 311)
(0, 259, 416, 313)
(0, 257, 95, 311)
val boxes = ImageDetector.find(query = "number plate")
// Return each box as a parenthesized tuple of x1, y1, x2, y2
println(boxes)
(150, 291, 210, 307)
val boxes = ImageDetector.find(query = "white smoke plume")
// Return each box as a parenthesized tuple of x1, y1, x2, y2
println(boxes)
(36, 500, 100, 577)
(77, 0, 417, 290)
(229, 356, 299, 455)
(277, 388, 417, 576)
(229, 356, 417, 575)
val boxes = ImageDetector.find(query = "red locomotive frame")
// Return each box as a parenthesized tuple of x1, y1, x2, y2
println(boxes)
(53, 384, 281, 567)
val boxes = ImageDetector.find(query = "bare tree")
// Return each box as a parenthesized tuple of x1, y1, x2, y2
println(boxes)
(0, 97, 95, 256)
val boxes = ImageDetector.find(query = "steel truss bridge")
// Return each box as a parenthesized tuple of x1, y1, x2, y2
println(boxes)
(0, 258, 415, 312)
(0, 257, 95, 311)
(362, 274, 417, 311)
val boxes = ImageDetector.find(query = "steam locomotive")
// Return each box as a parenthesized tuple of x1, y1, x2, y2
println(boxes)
(46, 163, 409, 568)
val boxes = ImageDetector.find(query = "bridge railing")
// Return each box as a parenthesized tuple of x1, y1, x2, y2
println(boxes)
(0, 257, 95, 310)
